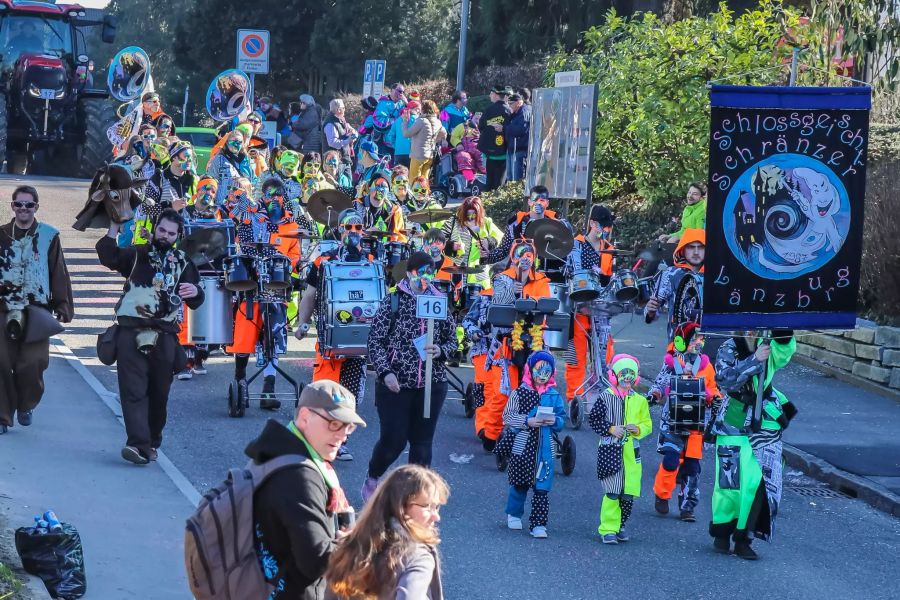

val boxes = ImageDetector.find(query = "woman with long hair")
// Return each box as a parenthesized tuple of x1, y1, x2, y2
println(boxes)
(441, 195, 503, 288)
(327, 465, 449, 599)
(402, 99, 447, 180)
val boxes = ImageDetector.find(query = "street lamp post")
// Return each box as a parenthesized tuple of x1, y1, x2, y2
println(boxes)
(456, 0, 469, 91)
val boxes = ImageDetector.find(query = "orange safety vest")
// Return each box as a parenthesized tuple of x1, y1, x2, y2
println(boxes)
(497, 267, 552, 300)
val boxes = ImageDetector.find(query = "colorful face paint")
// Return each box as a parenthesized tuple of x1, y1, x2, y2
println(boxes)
(226, 138, 243, 153)
(532, 359, 553, 384)
(616, 368, 637, 385)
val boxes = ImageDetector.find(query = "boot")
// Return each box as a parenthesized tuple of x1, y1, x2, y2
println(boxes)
(713, 536, 731, 554)
(654, 495, 669, 515)
(734, 540, 758, 560)
(260, 376, 281, 410)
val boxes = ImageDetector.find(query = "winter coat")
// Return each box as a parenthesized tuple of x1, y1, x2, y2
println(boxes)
(505, 104, 531, 156)
(244, 420, 337, 600)
(205, 149, 253, 206)
(440, 103, 471, 134)
(477, 100, 512, 157)
(385, 114, 415, 157)
(367, 278, 458, 389)
(293, 104, 325, 154)
(323, 112, 354, 162)
(381, 522, 444, 600)
(498, 383, 566, 491)
(402, 115, 447, 161)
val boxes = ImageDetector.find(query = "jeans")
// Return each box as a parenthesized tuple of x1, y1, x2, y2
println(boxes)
(506, 151, 526, 181)
(506, 484, 550, 529)
(367, 381, 447, 478)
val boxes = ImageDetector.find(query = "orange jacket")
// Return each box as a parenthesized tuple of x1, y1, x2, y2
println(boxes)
(574, 234, 614, 277)
(673, 228, 705, 273)
(498, 266, 552, 299)
(271, 221, 301, 269)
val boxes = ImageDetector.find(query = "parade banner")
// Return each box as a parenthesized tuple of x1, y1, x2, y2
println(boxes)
(703, 85, 871, 330)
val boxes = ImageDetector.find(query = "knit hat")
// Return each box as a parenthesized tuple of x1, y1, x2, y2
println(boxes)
(406, 100, 421, 110)
(234, 123, 253, 140)
(610, 354, 640, 379)
(528, 350, 556, 373)
(167, 140, 192, 160)
(408, 90, 421, 102)
(298, 93, 315, 105)
(406, 251, 435, 274)
(673, 321, 701, 353)
(491, 85, 512, 96)
(361, 96, 378, 111)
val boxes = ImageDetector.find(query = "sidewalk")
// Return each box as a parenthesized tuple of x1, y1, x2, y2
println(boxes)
(608, 312, 900, 516)
(0, 348, 195, 599)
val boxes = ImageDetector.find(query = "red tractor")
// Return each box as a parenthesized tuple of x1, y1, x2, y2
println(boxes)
(0, 0, 117, 176)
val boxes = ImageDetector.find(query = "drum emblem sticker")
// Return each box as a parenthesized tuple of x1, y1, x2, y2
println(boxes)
(349, 269, 363, 278)
(351, 306, 363, 318)
(362, 305, 377, 317)
(336, 310, 353, 324)
(348, 290, 364, 301)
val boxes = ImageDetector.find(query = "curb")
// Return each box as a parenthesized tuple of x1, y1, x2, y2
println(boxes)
(782, 443, 900, 518)
(0, 525, 53, 600)
(793, 355, 900, 403)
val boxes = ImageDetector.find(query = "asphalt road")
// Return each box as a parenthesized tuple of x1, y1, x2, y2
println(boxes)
(3, 174, 899, 600)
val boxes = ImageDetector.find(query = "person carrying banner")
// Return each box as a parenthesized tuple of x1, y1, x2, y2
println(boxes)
(644, 228, 705, 341)
(709, 330, 797, 560)
(648, 321, 721, 522)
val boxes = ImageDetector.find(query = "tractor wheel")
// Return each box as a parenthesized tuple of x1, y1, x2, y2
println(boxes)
(561, 435, 576, 476)
(73, 98, 116, 178)
(0, 93, 6, 173)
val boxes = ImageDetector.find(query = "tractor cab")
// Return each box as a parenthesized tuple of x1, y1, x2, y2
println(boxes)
(0, 0, 117, 175)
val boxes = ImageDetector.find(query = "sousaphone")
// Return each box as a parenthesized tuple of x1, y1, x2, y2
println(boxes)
(205, 69, 251, 122)
(105, 46, 151, 146)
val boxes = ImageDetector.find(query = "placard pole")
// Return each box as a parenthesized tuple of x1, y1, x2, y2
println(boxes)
(424, 319, 435, 418)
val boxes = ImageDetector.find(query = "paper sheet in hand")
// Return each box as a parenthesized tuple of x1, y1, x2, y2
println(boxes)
(413, 333, 428, 361)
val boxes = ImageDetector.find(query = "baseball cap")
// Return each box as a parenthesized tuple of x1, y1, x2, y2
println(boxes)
(297, 380, 366, 426)
(359, 139, 379, 160)
(142, 91, 160, 103)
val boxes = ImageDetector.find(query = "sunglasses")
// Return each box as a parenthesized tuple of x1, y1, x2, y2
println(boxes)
(306, 162, 321, 169)
(158, 124, 172, 130)
(393, 177, 409, 184)
(142, 133, 157, 140)
(342, 223, 364, 232)
(309, 410, 357, 434)
(13, 201, 36, 209)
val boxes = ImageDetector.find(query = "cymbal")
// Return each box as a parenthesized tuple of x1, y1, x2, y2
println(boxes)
(524, 218, 574, 260)
(307, 189, 352, 226)
(407, 208, 453, 224)
(441, 264, 482, 275)
(181, 227, 230, 265)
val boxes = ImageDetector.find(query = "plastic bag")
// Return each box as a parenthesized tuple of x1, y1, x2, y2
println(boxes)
(14, 523, 87, 599)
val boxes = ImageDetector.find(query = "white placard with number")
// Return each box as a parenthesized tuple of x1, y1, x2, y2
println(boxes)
(416, 294, 448, 321)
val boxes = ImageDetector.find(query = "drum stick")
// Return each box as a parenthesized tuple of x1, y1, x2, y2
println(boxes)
(424, 319, 434, 419)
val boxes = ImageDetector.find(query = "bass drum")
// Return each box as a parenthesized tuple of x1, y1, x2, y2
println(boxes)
(673, 271, 703, 327)
(322, 261, 386, 358)
(187, 277, 234, 345)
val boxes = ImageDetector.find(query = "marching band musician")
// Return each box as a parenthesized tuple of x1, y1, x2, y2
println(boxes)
(710, 329, 797, 560)
(352, 176, 407, 243)
(562, 204, 617, 406)
(270, 149, 303, 205)
(476, 240, 553, 452)
(227, 178, 300, 410)
(442, 195, 503, 290)
(644, 228, 706, 342)
(486, 186, 568, 270)
(300, 152, 333, 204)
(389, 165, 412, 211)
(206, 129, 255, 207)
(131, 141, 198, 247)
(647, 322, 721, 523)
(294, 209, 373, 461)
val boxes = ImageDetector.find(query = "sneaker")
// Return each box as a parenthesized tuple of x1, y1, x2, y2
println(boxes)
(615, 528, 630, 542)
(654, 495, 669, 515)
(17, 410, 32, 426)
(121, 446, 149, 465)
(507, 515, 523, 530)
(176, 370, 193, 381)
(530, 526, 548, 539)
(680, 510, 696, 522)
(192, 361, 207, 375)
(259, 396, 282, 410)
(601, 533, 619, 544)
(361, 476, 379, 504)
(148, 448, 158, 462)
(734, 541, 758, 560)
(335, 445, 353, 461)
(713, 536, 731, 554)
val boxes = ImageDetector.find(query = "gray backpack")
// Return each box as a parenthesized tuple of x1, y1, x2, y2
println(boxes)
(184, 454, 307, 600)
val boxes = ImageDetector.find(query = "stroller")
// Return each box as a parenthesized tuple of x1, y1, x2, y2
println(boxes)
(431, 148, 487, 206)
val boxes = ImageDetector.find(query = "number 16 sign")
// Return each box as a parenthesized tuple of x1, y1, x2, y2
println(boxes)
(416, 294, 448, 417)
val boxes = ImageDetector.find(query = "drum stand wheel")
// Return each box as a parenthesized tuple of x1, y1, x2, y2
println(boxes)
(558, 434, 576, 476)
(227, 379, 247, 418)
(569, 396, 585, 430)
(463, 383, 476, 419)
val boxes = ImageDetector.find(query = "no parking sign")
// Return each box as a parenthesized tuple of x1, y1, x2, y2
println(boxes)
(236, 29, 270, 74)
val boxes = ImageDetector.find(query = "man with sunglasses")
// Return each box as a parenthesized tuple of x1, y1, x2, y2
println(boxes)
(0, 186, 73, 435)
(228, 178, 301, 409)
(245, 379, 365, 598)
(476, 240, 553, 451)
(354, 176, 407, 243)
(140, 92, 163, 126)
(295, 209, 373, 460)
(361, 251, 458, 502)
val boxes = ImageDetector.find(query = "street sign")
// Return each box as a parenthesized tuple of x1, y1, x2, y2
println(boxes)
(416, 294, 448, 321)
(373, 60, 386, 99)
(554, 70, 581, 87)
(236, 29, 270, 75)
(362, 60, 375, 97)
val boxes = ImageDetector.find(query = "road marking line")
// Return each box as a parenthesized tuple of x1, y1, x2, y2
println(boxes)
(50, 338, 203, 508)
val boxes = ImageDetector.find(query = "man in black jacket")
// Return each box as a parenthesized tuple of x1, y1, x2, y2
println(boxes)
(478, 85, 512, 191)
(245, 380, 365, 599)
(505, 91, 532, 182)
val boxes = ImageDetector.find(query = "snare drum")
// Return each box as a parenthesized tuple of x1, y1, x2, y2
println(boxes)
(321, 261, 386, 358)
(223, 255, 256, 292)
(385, 241, 409, 267)
(260, 254, 292, 290)
(667, 376, 707, 435)
(432, 279, 453, 299)
(543, 283, 571, 351)
(612, 268, 639, 302)
(187, 277, 234, 345)
(360, 237, 383, 261)
(568, 269, 601, 302)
